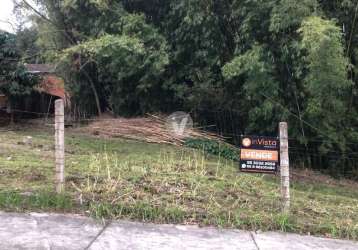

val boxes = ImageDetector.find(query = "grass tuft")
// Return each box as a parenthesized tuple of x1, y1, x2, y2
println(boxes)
(0, 191, 73, 212)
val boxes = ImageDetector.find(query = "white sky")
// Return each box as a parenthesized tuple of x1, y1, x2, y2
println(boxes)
(0, 0, 36, 33)
(0, 0, 15, 32)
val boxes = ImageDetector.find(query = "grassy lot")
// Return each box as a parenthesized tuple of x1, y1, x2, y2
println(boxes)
(0, 125, 357, 240)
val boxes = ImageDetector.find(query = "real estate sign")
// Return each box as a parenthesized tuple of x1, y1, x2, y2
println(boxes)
(240, 136, 279, 174)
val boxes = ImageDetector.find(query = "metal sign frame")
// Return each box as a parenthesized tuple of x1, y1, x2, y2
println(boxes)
(239, 135, 280, 174)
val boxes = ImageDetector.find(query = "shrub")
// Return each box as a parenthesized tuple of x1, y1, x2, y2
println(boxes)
(184, 138, 239, 161)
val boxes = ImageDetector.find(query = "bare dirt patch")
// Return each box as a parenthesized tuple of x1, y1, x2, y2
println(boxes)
(291, 168, 358, 189)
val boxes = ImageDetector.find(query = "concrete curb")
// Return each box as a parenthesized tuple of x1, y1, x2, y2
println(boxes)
(0, 212, 357, 250)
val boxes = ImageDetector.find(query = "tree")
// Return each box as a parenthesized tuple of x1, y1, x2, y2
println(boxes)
(14, 0, 358, 176)
(0, 31, 18, 90)
(299, 16, 354, 154)
(0, 31, 38, 117)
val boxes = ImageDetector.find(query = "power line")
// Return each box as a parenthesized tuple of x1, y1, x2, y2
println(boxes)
(194, 105, 358, 146)
(289, 151, 358, 161)
(258, 91, 358, 148)
(288, 146, 358, 156)
(0, 107, 49, 116)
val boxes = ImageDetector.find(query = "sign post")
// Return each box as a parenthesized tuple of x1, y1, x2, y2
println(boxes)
(55, 99, 65, 193)
(279, 122, 290, 213)
(240, 136, 279, 174)
(239, 124, 290, 213)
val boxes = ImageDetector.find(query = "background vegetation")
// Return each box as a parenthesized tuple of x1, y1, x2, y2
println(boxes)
(1, 0, 358, 177)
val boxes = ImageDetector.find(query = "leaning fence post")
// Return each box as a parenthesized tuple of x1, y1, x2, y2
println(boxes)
(55, 99, 65, 193)
(279, 122, 290, 212)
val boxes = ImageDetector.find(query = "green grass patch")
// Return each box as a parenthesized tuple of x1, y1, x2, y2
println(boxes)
(0, 191, 73, 212)
(0, 126, 357, 240)
(90, 202, 186, 223)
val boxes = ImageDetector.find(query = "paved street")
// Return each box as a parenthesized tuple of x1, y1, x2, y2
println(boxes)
(0, 212, 357, 250)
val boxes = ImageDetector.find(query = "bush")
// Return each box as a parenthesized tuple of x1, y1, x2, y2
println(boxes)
(184, 138, 240, 161)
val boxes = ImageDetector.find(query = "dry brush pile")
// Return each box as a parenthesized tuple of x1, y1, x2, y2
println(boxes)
(76, 114, 222, 146)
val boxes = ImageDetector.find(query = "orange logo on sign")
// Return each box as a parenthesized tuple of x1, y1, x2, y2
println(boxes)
(242, 138, 252, 147)
(240, 149, 279, 161)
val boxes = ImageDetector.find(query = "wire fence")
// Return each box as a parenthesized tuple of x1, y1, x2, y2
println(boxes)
(1, 104, 357, 179)
(191, 105, 358, 179)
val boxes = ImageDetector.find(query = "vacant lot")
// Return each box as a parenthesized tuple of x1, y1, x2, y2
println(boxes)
(0, 124, 357, 240)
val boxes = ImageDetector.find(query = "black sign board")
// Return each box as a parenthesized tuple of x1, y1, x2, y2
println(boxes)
(240, 136, 279, 174)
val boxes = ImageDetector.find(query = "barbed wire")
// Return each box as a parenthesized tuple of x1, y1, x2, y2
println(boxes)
(1, 104, 358, 149)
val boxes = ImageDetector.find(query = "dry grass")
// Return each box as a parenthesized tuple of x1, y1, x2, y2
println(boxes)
(0, 125, 357, 240)
(75, 114, 222, 146)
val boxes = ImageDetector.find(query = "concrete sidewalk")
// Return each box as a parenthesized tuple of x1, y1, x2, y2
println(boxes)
(0, 212, 357, 250)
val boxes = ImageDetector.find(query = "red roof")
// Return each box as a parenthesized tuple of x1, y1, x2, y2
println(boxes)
(25, 64, 55, 74)
(23, 64, 70, 105)
(38, 75, 65, 98)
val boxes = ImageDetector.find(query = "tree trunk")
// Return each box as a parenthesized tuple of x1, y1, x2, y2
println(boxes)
(82, 70, 102, 116)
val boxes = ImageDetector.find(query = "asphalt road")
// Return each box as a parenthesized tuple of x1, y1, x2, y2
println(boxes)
(0, 212, 357, 250)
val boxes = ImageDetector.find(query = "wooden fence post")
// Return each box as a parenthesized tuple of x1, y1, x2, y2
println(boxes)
(279, 122, 290, 212)
(55, 99, 65, 193)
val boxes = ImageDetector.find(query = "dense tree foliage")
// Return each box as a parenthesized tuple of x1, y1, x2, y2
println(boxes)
(0, 31, 18, 91)
(13, 0, 358, 177)
(0, 31, 37, 105)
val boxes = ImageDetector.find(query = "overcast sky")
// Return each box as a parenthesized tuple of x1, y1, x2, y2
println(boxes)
(0, 0, 37, 33)
(0, 0, 15, 32)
